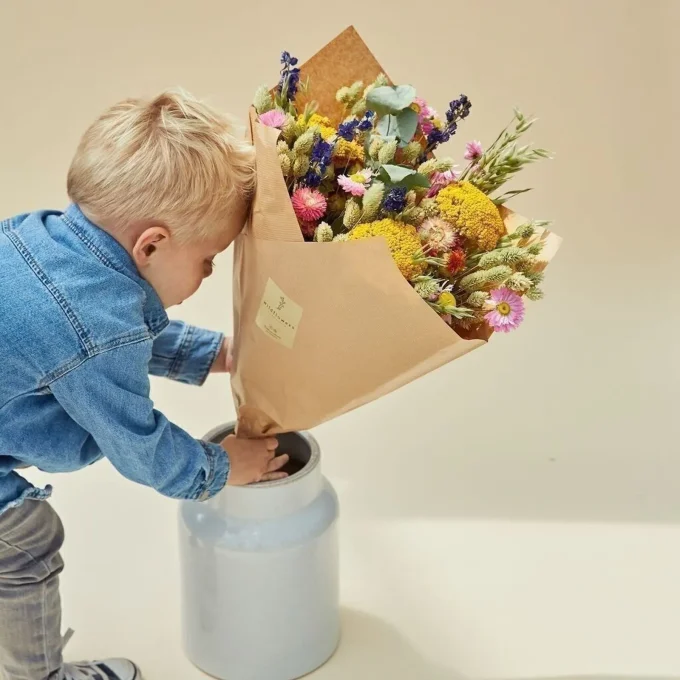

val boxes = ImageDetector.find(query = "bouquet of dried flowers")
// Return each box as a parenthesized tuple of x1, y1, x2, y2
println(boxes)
(252, 51, 553, 336)
(230, 27, 561, 436)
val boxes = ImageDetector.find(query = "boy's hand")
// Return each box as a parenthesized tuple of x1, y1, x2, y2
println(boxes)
(222, 435, 289, 485)
(212, 338, 233, 374)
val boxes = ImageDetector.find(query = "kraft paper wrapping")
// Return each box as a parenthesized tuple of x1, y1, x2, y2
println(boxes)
(231, 26, 562, 436)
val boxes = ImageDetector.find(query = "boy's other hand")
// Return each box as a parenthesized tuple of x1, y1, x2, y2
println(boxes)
(222, 435, 289, 485)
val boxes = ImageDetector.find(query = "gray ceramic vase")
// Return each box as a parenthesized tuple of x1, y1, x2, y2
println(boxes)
(178, 424, 340, 680)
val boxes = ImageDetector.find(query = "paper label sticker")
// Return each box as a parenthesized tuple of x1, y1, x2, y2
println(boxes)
(255, 278, 303, 349)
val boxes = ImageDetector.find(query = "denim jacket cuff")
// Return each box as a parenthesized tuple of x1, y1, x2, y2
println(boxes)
(171, 326, 224, 387)
(194, 440, 229, 501)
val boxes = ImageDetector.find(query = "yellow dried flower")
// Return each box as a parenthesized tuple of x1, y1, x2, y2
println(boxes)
(305, 113, 331, 126)
(438, 291, 457, 308)
(298, 113, 336, 141)
(435, 181, 506, 251)
(348, 219, 426, 281)
(333, 138, 365, 164)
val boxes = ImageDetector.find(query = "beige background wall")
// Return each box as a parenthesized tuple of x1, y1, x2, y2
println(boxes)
(1, 1, 678, 678)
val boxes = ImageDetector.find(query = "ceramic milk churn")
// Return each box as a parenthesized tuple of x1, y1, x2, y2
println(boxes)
(178, 423, 340, 680)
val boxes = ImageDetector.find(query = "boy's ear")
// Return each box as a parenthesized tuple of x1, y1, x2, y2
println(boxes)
(132, 226, 170, 268)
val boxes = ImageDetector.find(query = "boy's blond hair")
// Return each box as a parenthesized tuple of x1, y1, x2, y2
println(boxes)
(67, 89, 256, 242)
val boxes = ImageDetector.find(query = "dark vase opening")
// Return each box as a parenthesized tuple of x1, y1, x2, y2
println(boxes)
(208, 425, 312, 478)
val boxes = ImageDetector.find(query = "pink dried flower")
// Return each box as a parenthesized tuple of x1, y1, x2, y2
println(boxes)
(414, 97, 438, 135)
(337, 169, 372, 197)
(415, 97, 434, 118)
(464, 140, 483, 161)
(259, 109, 287, 128)
(426, 169, 460, 197)
(299, 221, 317, 239)
(417, 218, 458, 254)
(485, 288, 525, 333)
(291, 188, 327, 222)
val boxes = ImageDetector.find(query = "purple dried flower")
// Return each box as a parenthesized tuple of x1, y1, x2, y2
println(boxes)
(358, 110, 375, 132)
(383, 187, 407, 213)
(277, 51, 301, 100)
(338, 120, 359, 141)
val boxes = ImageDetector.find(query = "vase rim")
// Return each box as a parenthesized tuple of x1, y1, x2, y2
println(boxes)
(203, 423, 320, 489)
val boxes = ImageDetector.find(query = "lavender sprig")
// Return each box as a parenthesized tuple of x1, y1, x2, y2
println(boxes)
(301, 136, 334, 188)
(425, 94, 472, 153)
(338, 111, 375, 141)
(276, 51, 301, 112)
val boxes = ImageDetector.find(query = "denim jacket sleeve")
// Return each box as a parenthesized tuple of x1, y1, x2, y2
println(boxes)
(149, 320, 224, 386)
(49, 340, 229, 500)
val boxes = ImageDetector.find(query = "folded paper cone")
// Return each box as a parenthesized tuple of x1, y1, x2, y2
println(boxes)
(231, 27, 561, 436)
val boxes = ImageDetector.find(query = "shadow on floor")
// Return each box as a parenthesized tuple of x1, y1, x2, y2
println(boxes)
(316, 609, 680, 680)
(314, 608, 467, 679)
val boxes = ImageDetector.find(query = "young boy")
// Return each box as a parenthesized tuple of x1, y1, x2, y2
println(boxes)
(0, 90, 289, 680)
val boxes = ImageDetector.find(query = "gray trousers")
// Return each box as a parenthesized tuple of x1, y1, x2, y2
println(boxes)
(0, 500, 64, 680)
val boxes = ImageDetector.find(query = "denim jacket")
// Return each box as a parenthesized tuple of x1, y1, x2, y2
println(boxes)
(0, 205, 229, 515)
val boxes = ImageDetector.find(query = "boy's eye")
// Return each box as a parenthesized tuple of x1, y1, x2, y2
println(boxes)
(204, 258, 216, 275)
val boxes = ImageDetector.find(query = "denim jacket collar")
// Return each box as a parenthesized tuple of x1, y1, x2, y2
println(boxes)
(61, 204, 168, 335)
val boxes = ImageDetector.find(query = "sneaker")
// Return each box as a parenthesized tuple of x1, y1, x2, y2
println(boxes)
(61, 659, 142, 680)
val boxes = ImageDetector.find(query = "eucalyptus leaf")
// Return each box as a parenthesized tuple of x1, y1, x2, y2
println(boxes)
(379, 165, 431, 190)
(379, 164, 416, 183)
(377, 115, 398, 137)
(400, 173, 431, 190)
(396, 108, 418, 146)
(367, 85, 416, 114)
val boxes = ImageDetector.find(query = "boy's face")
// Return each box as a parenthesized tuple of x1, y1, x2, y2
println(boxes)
(131, 209, 245, 308)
